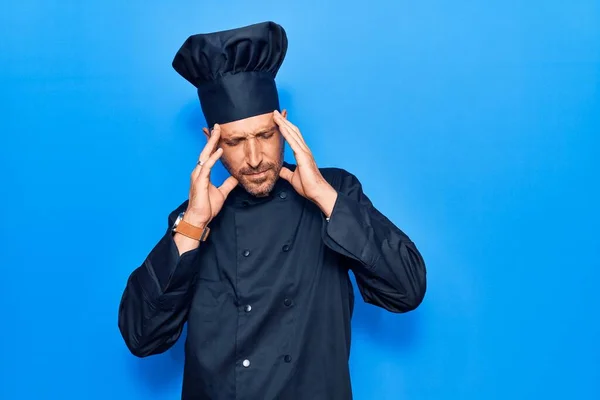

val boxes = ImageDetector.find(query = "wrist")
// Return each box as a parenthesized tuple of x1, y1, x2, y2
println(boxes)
(173, 211, 211, 242)
(183, 209, 210, 228)
(311, 184, 338, 218)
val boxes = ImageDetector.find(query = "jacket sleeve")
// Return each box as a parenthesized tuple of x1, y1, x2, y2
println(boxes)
(118, 201, 201, 357)
(322, 170, 427, 313)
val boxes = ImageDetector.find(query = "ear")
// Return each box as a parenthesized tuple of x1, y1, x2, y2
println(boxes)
(202, 127, 211, 140)
(280, 109, 288, 119)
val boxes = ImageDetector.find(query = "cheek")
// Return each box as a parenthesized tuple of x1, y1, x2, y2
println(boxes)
(220, 149, 240, 169)
(264, 137, 283, 157)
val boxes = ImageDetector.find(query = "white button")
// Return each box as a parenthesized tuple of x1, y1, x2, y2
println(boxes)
(242, 359, 250, 367)
(244, 305, 252, 312)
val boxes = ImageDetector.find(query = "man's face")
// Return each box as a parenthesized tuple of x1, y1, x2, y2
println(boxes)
(204, 110, 286, 197)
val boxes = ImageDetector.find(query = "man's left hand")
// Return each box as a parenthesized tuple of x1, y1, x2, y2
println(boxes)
(273, 110, 338, 218)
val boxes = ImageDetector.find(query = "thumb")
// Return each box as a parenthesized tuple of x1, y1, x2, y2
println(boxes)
(218, 175, 239, 197)
(279, 167, 293, 182)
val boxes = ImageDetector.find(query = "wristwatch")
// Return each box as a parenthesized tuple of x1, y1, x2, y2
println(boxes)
(172, 212, 210, 242)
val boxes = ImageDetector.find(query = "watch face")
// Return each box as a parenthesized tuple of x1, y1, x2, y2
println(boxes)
(173, 212, 185, 229)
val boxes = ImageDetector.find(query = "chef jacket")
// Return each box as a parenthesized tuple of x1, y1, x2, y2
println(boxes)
(118, 163, 427, 399)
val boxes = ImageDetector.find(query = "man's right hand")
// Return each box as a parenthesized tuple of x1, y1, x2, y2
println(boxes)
(174, 124, 238, 254)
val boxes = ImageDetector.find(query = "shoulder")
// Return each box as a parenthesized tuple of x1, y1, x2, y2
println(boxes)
(318, 165, 363, 192)
(283, 161, 361, 191)
(283, 161, 359, 190)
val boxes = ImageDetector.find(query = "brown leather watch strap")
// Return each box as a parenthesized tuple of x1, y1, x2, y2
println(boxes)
(174, 219, 210, 241)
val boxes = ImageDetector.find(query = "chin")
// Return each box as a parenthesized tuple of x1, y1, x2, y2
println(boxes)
(240, 170, 278, 197)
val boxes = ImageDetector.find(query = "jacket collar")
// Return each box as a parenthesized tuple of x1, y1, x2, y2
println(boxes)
(226, 161, 296, 208)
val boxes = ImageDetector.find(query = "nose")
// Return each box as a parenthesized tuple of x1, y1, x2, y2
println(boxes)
(245, 138, 263, 169)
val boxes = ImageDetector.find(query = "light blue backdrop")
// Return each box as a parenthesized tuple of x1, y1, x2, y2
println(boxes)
(1, 1, 599, 399)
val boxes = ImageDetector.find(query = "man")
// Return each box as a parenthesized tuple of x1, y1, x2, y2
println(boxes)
(118, 21, 426, 400)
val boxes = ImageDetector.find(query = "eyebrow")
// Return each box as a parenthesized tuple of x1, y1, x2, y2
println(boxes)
(226, 126, 278, 140)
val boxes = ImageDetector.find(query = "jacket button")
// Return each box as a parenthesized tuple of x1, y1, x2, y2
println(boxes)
(243, 250, 250, 257)
(244, 304, 252, 312)
(279, 191, 287, 199)
(284, 355, 292, 363)
(242, 359, 250, 368)
(283, 298, 292, 307)
(282, 244, 290, 252)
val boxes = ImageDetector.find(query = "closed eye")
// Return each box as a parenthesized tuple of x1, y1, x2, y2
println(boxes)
(258, 131, 275, 140)
(224, 138, 243, 146)
(222, 128, 277, 146)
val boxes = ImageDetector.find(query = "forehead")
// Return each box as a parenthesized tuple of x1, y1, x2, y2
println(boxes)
(219, 113, 276, 137)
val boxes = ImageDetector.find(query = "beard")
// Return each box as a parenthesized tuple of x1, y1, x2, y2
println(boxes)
(221, 143, 284, 197)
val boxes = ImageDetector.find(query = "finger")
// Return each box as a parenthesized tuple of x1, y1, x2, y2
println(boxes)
(191, 124, 222, 181)
(273, 112, 304, 154)
(278, 112, 307, 146)
(196, 147, 223, 184)
(274, 110, 309, 152)
(191, 159, 204, 182)
(218, 175, 239, 197)
(279, 166, 294, 182)
(198, 124, 222, 164)
(200, 147, 223, 174)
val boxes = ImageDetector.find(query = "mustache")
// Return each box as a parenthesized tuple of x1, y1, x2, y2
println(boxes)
(239, 163, 275, 175)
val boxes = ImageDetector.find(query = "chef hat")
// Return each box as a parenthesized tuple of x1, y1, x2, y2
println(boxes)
(172, 21, 288, 128)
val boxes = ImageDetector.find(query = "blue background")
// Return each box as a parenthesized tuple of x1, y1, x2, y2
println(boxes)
(1, 1, 599, 399)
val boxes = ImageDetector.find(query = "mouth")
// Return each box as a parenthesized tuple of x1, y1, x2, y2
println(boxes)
(244, 169, 271, 179)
